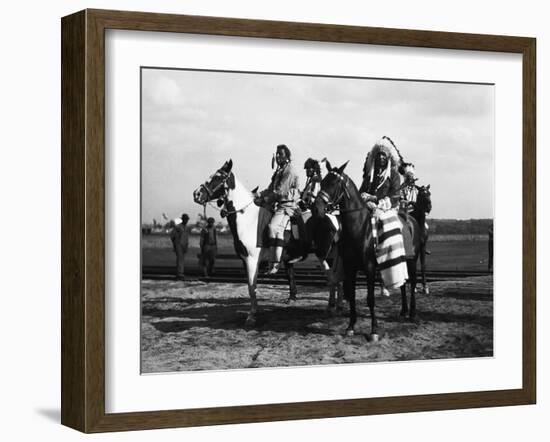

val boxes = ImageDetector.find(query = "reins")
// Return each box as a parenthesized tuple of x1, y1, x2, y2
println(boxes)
(205, 199, 254, 217)
(318, 171, 368, 213)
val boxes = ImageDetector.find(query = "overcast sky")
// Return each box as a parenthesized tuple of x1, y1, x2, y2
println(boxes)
(141, 68, 494, 224)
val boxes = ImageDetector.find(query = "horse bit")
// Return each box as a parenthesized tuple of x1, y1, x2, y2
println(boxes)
(199, 169, 253, 217)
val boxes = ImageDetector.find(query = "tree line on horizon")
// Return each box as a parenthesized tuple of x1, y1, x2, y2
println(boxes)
(428, 218, 493, 235)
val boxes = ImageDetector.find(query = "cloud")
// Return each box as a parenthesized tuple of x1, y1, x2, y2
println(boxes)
(141, 69, 494, 222)
(143, 73, 183, 107)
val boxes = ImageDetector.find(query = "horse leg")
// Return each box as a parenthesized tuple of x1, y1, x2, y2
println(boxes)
(336, 282, 344, 312)
(324, 261, 338, 314)
(326, 279, 337, 316)
(244, 254, 260, 327)
(326, 269, 343, 316)
(343, 273, 357, 336)
(284, 262, 297, 304)
(366, 261, 378, 340)
(420, 246, 429, 295)
(409, 259, 418, 320)
(332, 250, 344, 312)
(400, 284, 408, 318)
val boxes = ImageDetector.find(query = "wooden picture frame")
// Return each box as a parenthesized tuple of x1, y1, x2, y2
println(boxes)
(61, 9, 536, 433)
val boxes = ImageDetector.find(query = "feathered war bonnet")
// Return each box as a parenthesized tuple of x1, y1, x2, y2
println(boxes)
(363, 136, 402, 189)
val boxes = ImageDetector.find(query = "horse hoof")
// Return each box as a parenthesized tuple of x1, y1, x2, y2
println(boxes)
(345, 329, 354, 337)
(369, 333, 379, 342)
(424, 287, 430, 295)
(245, 317, 256, 328)
(284, 297, 297, 305)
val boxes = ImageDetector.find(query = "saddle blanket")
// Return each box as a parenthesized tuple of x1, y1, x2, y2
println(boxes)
(373, 209, 408, 289)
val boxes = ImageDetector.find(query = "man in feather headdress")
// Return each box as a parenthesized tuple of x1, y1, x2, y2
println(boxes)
(359, 136, 409, 291)
(359, 136, 402, 210)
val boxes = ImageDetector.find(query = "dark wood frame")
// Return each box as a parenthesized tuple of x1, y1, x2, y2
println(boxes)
(61, 9, 536, 433)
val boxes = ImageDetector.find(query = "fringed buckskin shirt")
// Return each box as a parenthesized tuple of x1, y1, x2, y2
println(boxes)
(268, 162, 301, 207)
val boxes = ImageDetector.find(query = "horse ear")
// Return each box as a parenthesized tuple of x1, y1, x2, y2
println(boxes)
(337, 161, 349, 174)
(251, 186, 259, 194)
(226, 159, 233, 172)
(426, 184, 431, 190)
(325, 159, 333, 171)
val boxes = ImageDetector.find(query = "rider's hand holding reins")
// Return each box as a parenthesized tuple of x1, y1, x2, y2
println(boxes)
(366, 201, 377, 211)
(360, 192, 377, 203)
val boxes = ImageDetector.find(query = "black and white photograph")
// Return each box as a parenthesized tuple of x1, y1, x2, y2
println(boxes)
(4, 0, 545, 439)
(140, 67, 494, 373)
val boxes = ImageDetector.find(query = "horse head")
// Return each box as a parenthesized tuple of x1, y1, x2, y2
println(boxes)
(416, 184, 432, 214)
(314, 160, 349, 218)
(193, 159, 235, 205)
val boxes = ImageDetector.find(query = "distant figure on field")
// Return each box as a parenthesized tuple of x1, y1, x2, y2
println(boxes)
(170, 213, 190, 280)
(200, 217, 218, 277)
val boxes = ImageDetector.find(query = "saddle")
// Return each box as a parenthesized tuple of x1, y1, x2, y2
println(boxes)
(256, 207, 307, 250)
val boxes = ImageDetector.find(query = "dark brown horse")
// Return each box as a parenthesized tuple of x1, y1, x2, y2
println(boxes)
(314, 161, 421, 339)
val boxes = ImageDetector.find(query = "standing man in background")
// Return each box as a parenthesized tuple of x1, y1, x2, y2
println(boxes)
(170, 213, 190, 281)
(200, 217, 218, 277)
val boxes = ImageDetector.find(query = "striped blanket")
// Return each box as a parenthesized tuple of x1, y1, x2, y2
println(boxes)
(371, 209, 408, 289)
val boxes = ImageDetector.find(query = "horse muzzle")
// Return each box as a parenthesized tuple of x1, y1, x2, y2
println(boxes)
(193, 187, 207, 205)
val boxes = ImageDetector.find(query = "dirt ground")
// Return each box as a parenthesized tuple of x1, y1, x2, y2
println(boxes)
(141, 276, 493, 373)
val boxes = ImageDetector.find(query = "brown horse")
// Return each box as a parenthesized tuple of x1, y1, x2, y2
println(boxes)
(314, 161, 421, 339)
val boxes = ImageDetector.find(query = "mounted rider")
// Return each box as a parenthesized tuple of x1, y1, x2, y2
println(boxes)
(256, 144, 301, 275)
(398, 161, 431, 238)
(359, 136, 409, 289)
(399, 162, 419, 213)
(299, 158, 322, 215)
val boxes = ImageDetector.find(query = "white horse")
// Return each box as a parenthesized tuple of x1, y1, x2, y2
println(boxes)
(193, 159, 343, 327)
(193, 159, 263, 326)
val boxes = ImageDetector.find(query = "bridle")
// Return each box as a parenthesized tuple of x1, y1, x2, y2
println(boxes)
(199, 169, 232, 201)
(198, 169, 254, 217)
(316, 170, 367, 213)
